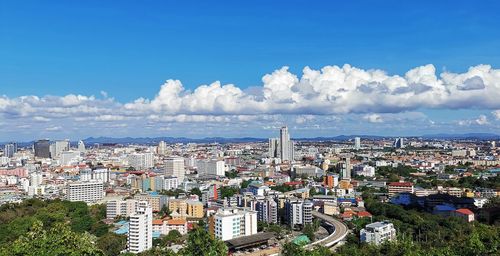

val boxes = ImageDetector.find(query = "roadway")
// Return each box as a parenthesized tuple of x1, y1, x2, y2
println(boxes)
(307, 211, 349, 248)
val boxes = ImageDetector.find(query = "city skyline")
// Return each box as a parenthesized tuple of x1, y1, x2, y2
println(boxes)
(2, 1, 500, 140)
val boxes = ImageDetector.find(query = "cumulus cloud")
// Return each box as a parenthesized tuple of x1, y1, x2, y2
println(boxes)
(475, 115, 489, 125)
(492, 110, 500, 120)
(1, 64, 500, 139)
(458, 114, 490, 126)
(119, 64, 500, 116)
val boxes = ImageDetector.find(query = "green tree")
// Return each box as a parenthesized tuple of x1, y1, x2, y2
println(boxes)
(190, 188, 202, 198)
(1, 220, 104, 256)
(303, 223, 316, 241)
(180, 226, 228, 256)
(96, 233, 127, 256)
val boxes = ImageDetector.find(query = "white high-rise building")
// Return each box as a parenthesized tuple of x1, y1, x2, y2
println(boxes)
(4, 143, 17, 158)
(354, 137, 361, 150)
(107, 199, 138, 219)
(340, 157, 352, 180)
(66, 180, 104, 203)
(127, 153, 154, 170)
(78, 140, 86, 153)
(53, 140, 70, 158)
(165, 157, 185, 182)
(93, 168, 110, 183)
(128, 201, 153, 253)
(285, 198, 313, 227)
(360, 221, 396, 245)
(60, 151, 81, 166)
(212, 208, 257, 241)
(268, 138, 280, 158)
(197, 159, 225, 178)
(157, 141, 167, 155)
(280, 126, 294, 161)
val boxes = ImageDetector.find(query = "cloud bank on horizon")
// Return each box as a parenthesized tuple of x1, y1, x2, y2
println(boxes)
(1, 64, 500, 140)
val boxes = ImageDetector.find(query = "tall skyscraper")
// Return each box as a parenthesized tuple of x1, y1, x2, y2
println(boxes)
(157, 141, 167, 155)
(354, 137, 361, 150)
(77, 140, 86, 153)
(393, 137, 405, 149)
(268, 126, 294, 161)
(340, 157, 351, 181)
(128, 201, 153, 253)
(268, 138, 279, 158)
(53, 140, 70, 157)
(4, 143, 17, 158)
(127, 152, 154, 170)
(34, 139, 51, 158)
(165, 157, 185, 182)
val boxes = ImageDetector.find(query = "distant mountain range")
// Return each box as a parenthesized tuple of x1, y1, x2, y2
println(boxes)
(2, 133, 498, 146)
(79, 133, 499, 145)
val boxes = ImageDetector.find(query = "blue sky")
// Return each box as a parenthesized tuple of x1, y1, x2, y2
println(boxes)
(1, 1, 500, 140)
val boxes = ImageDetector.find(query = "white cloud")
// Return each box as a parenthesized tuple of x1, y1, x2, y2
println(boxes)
(295, 115, 315, 124)
(363, 114, 383, 123)
(475, 115, 489, 125)
(1, 64, 500, 139)
(493, 110, 500, 120)
(45, 126, 62, 131)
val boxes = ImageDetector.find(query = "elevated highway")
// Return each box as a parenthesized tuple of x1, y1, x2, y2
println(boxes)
(306, 211, 349, 248)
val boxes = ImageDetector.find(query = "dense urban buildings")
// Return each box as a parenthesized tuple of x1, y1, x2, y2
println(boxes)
(0, 129, 498, 255)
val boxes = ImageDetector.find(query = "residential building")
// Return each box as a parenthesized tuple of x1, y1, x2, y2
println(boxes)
(285, 198, 313, 228)
(66, 180, 104, 203)
(128, 201, 153, 253)
(354, 137, 361, 150)
(106, 199, 139, 219)
(165, 157, 185, 183)
(134, 193, 167, 212)
(4, 143, 17, 158)
(255, 198, 278, 224)
(388, 182, 414, 197)
(360, 221, 396, 245)
(197, 159, 225, 177)
(127, 153, 154, 170)
(211, 208, 258, 241)
(453, 208, 475, 222)
(323, 174, 339, 189)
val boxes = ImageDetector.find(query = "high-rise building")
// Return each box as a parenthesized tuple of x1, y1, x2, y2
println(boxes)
(34, 139, 51, 158)
(53, 140, 70, 157)
(393, 137, 405, 149)
(339, 157, 352, 181)
(255, 198, 278, 224)
(280, 126, 294, 161)
(268, 126, 294, 161)
(78, 140, 86, 153)
(106, 199, 139, 219)
(211, 208, 257, 241)
(4, 143, 17, 158)
(127, 153, 154, 170)
(354, 137, 361, 150)
(196, 159, 225, 178)
(128, 201, 153, 253)
(285, 198, 313, 228)
(157, 141, 167, 155)
(66, 180, 104, 203)
(268, 138, 280, 158)
(165, 157, 185, 182)
(60, 151, 81, 166)
(323, 174, 339, 189)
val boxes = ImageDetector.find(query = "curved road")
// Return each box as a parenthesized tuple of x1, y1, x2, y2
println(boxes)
(307, 211, 349, 248)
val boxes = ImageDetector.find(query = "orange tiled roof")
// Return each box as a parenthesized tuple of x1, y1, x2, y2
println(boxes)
(152, 219, 164, 225)
(167, 219, 187, 225)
